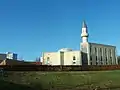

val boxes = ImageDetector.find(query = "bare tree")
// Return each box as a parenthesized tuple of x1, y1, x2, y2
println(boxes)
(36, 57, 40, 62)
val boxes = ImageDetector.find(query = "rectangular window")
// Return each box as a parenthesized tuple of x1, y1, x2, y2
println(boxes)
(100, 56, 102, 62)
(100, 48, 102, 56)
(100, 48, 102, 53)
(110, 57, 112, 65)
(110, 57, 112, 60)
(90, 62, 92, 65)
(105, 48, 106, 53)
(90, 56, 92, 61)
(110, 49, 111, 55)
(95, 48, 97, 53)
(106, 57, 107, 65)
(96, 56, 97, 61)
(106, 57, 107, 61)
(90, 46, 91, 53)
(105, 48, 107, 56)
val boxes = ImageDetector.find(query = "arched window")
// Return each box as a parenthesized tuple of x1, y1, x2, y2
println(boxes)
(73, 62, 76, 64)
(47, 57, 50, 60)
(46, 57, 50, 64)
(73, 56, 76, 60)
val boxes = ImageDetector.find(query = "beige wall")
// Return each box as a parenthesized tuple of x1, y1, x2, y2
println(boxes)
(42, 52, 60, 65)
(42, 51, 81, 65)
(64, 51, 81, 65)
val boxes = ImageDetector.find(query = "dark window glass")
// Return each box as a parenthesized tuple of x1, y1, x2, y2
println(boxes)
(101, 56, 102, 61)
(100, 48, 102, 52)
(100, 48, 102, 55)
(90, 46, 91, 53)
(95, 48, 97, 53)
(110, 49, 111, 56)
(90, 56, 92, 61)
(73, 56, 76, 60)
(106, 60, 107, 63)
(47, 57, 50, 60)
(110, 57, 112, 60)
(106, 57, 107, 60)
(90, 62, 92, 65)
(96, 56, 97, 61)
(106, 57, 108, 65)
(73, 62, 76, 64)
(105, 48, 107, 55)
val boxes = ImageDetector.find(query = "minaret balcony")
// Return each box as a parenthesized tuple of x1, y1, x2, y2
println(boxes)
(81, 33, 88, 37)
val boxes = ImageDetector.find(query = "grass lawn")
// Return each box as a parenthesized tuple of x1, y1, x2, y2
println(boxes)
(0, 70, 120, 90)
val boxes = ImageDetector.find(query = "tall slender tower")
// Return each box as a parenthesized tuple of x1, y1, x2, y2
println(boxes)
(80, 20, 89, 65)
(81, 20, 89, 43)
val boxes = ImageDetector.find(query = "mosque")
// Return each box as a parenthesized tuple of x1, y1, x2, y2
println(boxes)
(41, 21, 118, 65)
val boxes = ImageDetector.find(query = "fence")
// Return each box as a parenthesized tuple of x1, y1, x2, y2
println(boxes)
(0, 65, 120, 71)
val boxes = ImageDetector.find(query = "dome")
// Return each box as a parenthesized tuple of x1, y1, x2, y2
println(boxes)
(58, 48, 72, 52)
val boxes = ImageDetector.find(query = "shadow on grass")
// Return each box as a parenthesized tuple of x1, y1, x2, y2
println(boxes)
(65, 82, 120, 90)
(0, 79, 43, 90)
(1, 79, 120, 90)
(101, 86, 120, 90)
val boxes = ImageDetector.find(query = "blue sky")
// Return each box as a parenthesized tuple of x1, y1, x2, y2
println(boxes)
(0, 0, 120, 61)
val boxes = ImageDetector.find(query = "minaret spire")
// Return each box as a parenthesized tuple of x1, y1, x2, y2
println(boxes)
(82, 20, 87, 28)
(81, 20, 89, 43)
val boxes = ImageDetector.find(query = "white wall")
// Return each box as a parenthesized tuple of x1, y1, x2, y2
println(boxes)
(88, 43, 117, 65)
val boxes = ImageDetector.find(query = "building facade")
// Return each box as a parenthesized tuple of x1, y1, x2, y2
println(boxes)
(43, 49, 81, 65)
(6, 52, 17, 60)
(88, 43, 117, 65)
(42, 21, 118, 65)
(0, 52, 17, 61)
(0, 54, 7, 60)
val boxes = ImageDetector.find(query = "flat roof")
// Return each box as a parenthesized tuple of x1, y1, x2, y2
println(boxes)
(89, 42, 116, 47)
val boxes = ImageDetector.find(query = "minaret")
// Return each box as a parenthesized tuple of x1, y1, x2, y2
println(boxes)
(81, 20, 89, 43)
(80, 20, 89, 65)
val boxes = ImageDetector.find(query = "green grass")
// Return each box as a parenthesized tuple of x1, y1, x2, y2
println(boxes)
(1, 70, 120, 90)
